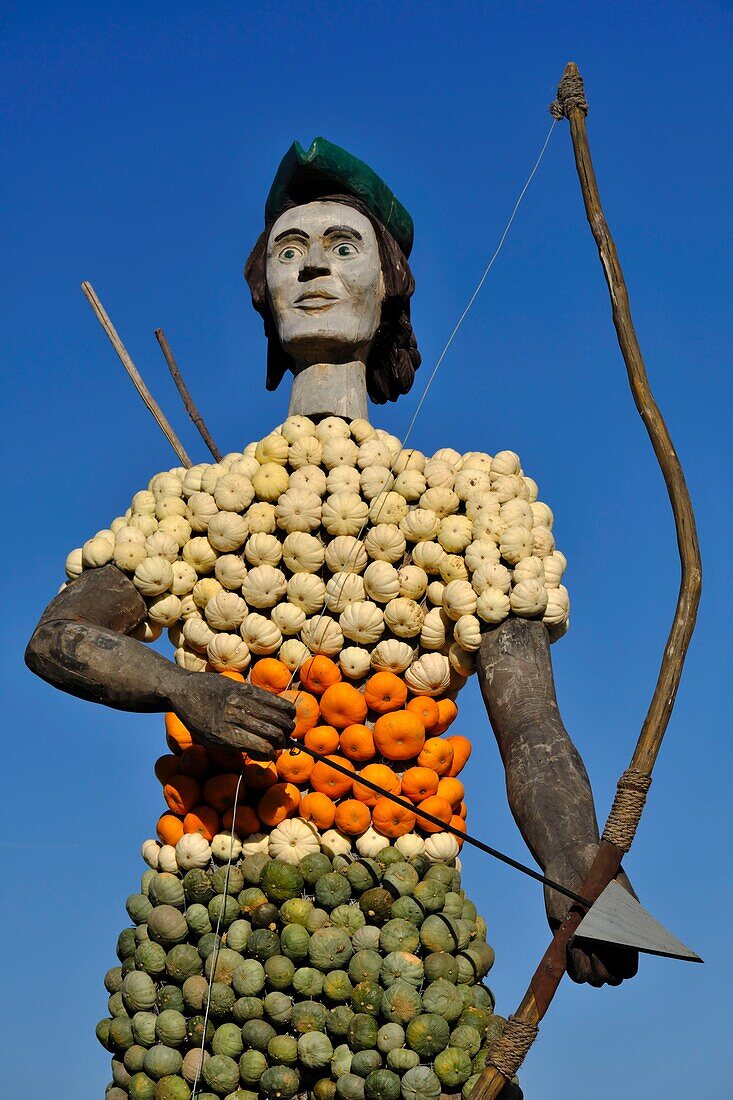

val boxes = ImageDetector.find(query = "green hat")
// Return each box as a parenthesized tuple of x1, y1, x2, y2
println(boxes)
(265, 136, 414, 258)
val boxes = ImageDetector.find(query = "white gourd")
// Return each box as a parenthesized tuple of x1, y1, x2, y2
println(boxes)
(441, 579, 477, 621)
(471, 561, 512, 595)
(454, 468, 492, 501)
(220, 452, 245, 469)
(282, 531, 325, 574)
(181, 464, 208, 497)
(327, 465, 362, 495)
(183, 616, 215, 653)
(370, 639, 415, 674)
(134, 556, 174, 596)
(288, 436, 323, 469)
(252, 463, 290, 502)
(215, 555, 248, 591)
(178, 594, 199, 620)
(499, 524, 533, 565)
(426, 580, 446, 606)
(531, 526, 556, 559)
(240, 833, 270, 856)
(242, 564, 287, 608)
(439, 555, 469, 583)
(228, 456, 260, 480)
(156, 495, 187, 520)
(384, 597, 424, 638)
(290, 464, 328, 497)
(510, 578, 549, 618)
(500, 499, 533, 529)
(399, 508, 440, 543)
(393, 470, 426, 501)
(360, 465, 394, 500)
(339, 646, 373, 679)
(147, 593, 182, 626)
(157, 845, 178, 874)
(141, 839, 161, 870)
(395, 833, 426, 858)
(167, 623, 184, 648)
(513, 556, 545, 584)
(490, 450, 521, 479)
(392, 448, 425, 474)
(275, 488, 322, 534)
(449, 642, 475, 678)
(453, 614, 482, 652)
(182, 537, 219, 574)
(145, 531, 179, 563)
(419, 486, 460, 518)
(322, 436, 358, 470)
(278, 638, 311, 671)
(523, 476, 539, 502)
(301, 616, 344, 657)
(398, 565, 428, 600)
(543, 553, 566, 589)
(280, 414, 316, 443)
(192, 578, 223, 608)
(213, 474, 255, 513)
(465, 492, 501, 523)
(269, 819, 321, 864)
(319, 830, 352, 858)
(339, 601, 385, 644)
(476, 588, 511, 624)
(255, 432, 289, 465)
(132, 621, 163, 643)
(438, 515, 473, 554)
(531, 501, 554, 529)
(464, 539, 500, 572)
(325, 572, 366, 612)
(543, 585, 570, 626)
(364, 524, 406, 564)
(152, 473, 183, 500)
(357, 438, 392, 469)
(207, 512, 248, 553)
(114, 525, 147, 545)
(322, 492, 369, 536)
(363, 561, 401, 603)
(420, 607, 451, 650)
(356, 827, 389, 857)
(349, 417, 377, 443)
(240, 614, 282, 655)
(113, 540, 148, 573)
(207, 633, 251, 672)
(375, 430, 402, 460)
(424, 832, 460, 862)
(158, 515, 192, 547)
(471, 513, 504, 543)
(186, 492, 219, 532)
(324, 535, 368, 575)
(82, 536, 114, 568)
(132, 490, 157, 515)
(315, 415, 351, 443)
(175, 645, 209, 671)
(462, 451, 493, 473)
(404, 652, 451, 695)
(210, 833, 243, 862)
(431, 447, 463, 470)
(199, 464, 228, 495)
(175, 833, 211, 872)
(270, 602, 307, 636)
(411, 540, 446, 574)
(204, 590, 248, 630)
(368, 491, 408, 526)
(492, 474, 525, 503)
(245, 532, 283, 567)
(287, 573, 327, 614)
(423, 459, 455, 489)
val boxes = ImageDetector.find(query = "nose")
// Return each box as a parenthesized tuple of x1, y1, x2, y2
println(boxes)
(298, 242, 331, 282)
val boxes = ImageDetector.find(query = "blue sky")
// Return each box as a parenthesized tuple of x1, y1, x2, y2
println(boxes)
(2, 2, 730, 1096)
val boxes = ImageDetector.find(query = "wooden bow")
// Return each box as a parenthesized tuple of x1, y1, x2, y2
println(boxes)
(472, 62, 703, 1099)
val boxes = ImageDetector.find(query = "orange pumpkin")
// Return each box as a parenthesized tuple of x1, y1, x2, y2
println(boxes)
(165, 712, 193, 753)
(250, 658, 292, 694)
(163, 774, 201, 815)
(156, 812, 184, 845)
(208, 745, 247, 770)
(304, 725, 341, 755)
(299, 655, 342, 695)
(279, 689, 320, 739)
(449, 814, 467, 846)
(413, 794, 453, 833)
(154, 754, 180, 785)
(178, 745, 210, 779)
(220, 670, 246, 683)
(352, 763, 401, 807)
(257, 781, 300, 827)
(319, 683, 368, 729)
(418, 737, 454, 777)
(436, 776, 465, 808)
(334, 799, 372, 836)
(242, 759, 278, 790)
(300, 791, 337, 830)
(406, 696, 440, 732)
(373, 711, 426, 762)
(401, 766, 440, 803)
(446, 734, 472, 777)
(183, 805, 220, 841)
(203, 773, 241, 812)
(457, 800, 468, 820)
(309, 754, 356, 800)
(222, 804, 260, 835)
(364, 672, 408, 714)
(339, 724, 376, 763)
(276, 747, 314, 785)
(432, 697, 458, 735)
(372, 796, 417, 838)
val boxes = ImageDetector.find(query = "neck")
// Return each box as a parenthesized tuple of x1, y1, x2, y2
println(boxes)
(288, 361, 368, 421)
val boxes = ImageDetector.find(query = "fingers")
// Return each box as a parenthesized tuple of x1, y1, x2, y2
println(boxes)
(567, 940, 639, 986)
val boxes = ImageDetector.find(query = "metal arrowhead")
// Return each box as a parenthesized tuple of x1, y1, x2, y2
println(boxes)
(574, 880, 702, 962)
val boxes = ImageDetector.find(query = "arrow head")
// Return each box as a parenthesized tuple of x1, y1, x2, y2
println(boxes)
(574, 880, 702, 962)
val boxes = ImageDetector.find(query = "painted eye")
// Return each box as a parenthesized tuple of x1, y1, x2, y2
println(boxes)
(279, 246, 300, 261)
(334, 242, 357, 257)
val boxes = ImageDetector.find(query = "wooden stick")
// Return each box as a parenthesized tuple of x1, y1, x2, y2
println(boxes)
(473, 62, 702, 1100)
(81, 282, 192, 468)
(155, 328, 224, 463)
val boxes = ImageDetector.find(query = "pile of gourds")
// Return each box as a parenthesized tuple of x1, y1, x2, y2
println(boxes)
(98, 843, 522, 1100)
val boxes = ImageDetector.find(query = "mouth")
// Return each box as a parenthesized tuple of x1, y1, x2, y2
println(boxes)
(294, 290, 341, 310)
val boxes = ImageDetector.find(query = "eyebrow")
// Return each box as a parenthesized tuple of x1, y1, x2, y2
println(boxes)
(323, 225, 362, 241)
(273, 228, 309, 243)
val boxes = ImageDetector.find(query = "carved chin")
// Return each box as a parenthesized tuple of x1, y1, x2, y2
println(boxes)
(278, 324, 373, 365)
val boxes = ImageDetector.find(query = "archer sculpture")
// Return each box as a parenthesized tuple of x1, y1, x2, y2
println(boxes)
(28, 76, 693, 1095)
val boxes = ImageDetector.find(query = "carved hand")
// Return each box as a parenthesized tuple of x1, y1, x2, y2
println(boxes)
(543, 842, 639, 986)
(170, 673, 295, 758)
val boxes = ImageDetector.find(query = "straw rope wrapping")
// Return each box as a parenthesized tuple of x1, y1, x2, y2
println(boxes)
(487, 1015, 539, 1080)
(602, 768, 652, 851)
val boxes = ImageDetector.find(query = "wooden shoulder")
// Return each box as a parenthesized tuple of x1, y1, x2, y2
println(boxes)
(36, 564, 147, 635)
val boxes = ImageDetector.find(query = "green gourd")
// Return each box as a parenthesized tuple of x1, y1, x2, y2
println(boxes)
(202, 1053, 240, 1095)
(259, 860, 304, 902)
(165, 944, 203, 983)
(400, 1065, 442, 1100)
(378, 919, 420, 954)
(364, 1069, 401, 1100)
(379, 980, 422, 1025)
(268, 1033, 299, 1066)
(155, 1009, 187, 1047)
(212, 1021, 244, 1058)
(405, 1013, 451, 1058)
(238, 1050, 267, 1086)
(308, 927, 354, 972)
(143, 1044, 183, 1080)
(434, 1047, 473, 1089)
(260, 1066, 301, 1100)
(241, 1018, 277, 1051)
(298, 1030, 334, 1069)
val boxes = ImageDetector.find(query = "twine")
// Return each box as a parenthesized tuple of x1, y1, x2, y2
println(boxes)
(487, 1014, 539, 1079)
(550, 70, 588, 120)
(602, 768, 652, 851)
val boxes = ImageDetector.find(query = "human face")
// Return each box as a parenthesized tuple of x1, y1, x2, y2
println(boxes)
(266, 201, 384, 367)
